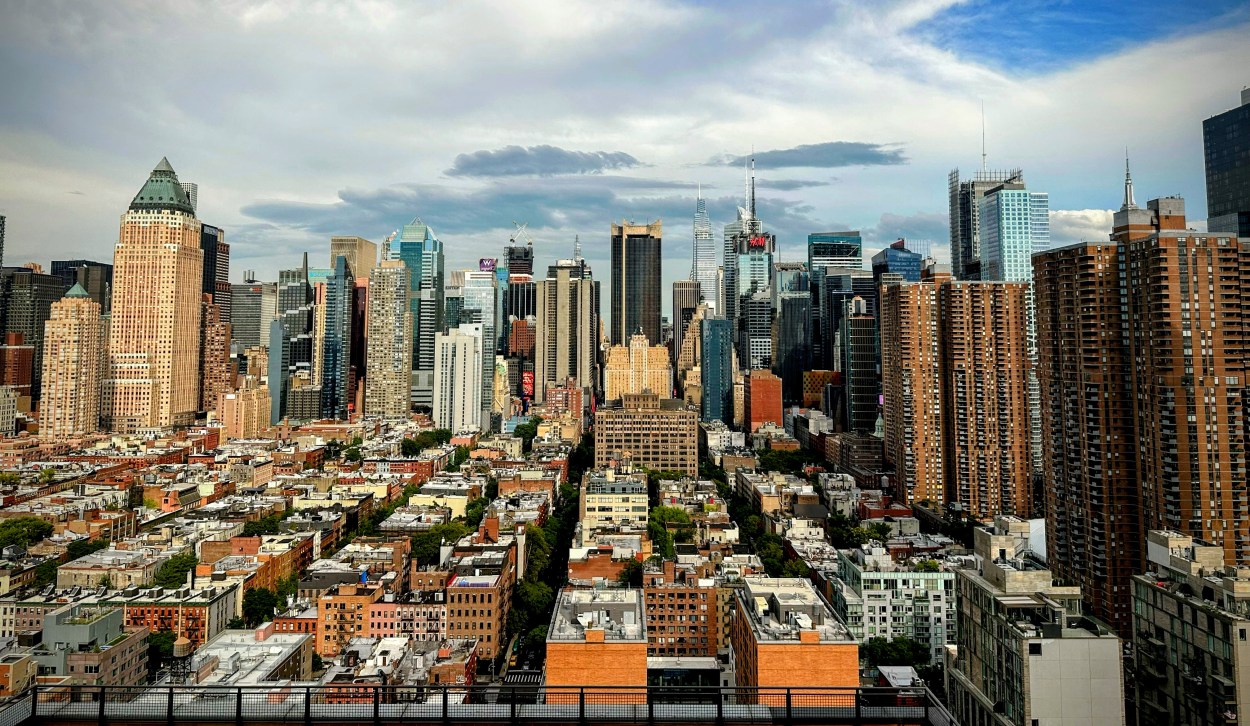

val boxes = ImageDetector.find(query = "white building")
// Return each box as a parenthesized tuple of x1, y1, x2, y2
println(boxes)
(433, 324, 483, 433)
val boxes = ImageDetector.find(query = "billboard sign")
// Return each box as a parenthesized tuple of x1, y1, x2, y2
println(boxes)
(521, 371, 535, 398)
(479, 258, 497, 272)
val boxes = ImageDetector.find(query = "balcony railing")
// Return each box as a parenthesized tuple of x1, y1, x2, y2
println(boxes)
(10, 683, 958, 726)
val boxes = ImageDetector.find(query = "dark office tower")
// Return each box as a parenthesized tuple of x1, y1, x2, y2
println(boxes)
(199, 224, 231, 319)
(807, 232, 862, 368)
(671, 280, 700, 370)
(1204, 88, 1250, 236)
(821, 270, 875, 373)
(230, 275, 277, 351)
(444, 287, 464, 330)
(505, 241, 534, 276)
(700, 317, 733, 424)
(393, 218, 444, 409)
(610, 221, 662, 345)
(738, 290, 773, 370)
(772, 265, 811, 406)
(948, 168, 1023, 280)
(503, 274, 536, 356)
(50, 260, 113, 312)
(268, 255, 315, 424)
(870, 239, 922, 284)
(1117, 195, 1250, 567)
(320, 255, 354, 420)
(0, 266, 64, 400)
(1034, 241, 1139, 635)
(842, 296, 877, 433)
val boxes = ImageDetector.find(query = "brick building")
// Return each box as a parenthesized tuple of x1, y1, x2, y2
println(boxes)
(594, 392, 697, 476)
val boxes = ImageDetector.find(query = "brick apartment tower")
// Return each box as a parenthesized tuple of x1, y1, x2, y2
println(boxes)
(744, 369, 782, 433)
(104, 158, 203, 433)
(1033, 241, 1140, 634)
(39, 284, 104, 438)
(881, 267, 1032, 518)
(200, 295, 232, 414)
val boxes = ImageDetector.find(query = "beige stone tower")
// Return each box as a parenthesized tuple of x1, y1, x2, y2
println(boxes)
(39, 284, 104, 438)
(364, 260, 413, 418)
(103, 158, 203, 433)
(603, 330, 671, 402)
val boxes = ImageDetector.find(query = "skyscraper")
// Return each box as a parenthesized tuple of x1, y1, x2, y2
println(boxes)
(505, 241, 534, 276)
(433, 323, 483, 433)
(772, 276, 811, 406)
(691, 191, 717, 305)
(807, 232, 863, 370)
(0, 266, 64, 401)
(50, 260, 113, 313)
(870, 240, 922, 283)
(463, 267, 501, 425)
(1033, 241, 1139, 634)
(199, 295, 232, 414)
(393, 218, 444, 410)
(329, 236, 377, 279)
(671, 280, 700, 371)
(948, 168, 1023, 281)
(610, 221, 662, 345)
(268, 256, 314, 424)
(39, 284, 103, 439)
(364, 260, 413, 419)
(230, 276, 277, 351)
(841, 296, 877, 433)
(700, 317, 733, 424)
(535, 258, 598, 404)
(881, 267, 1031, 517)
(1204, 88, 1250, 237)
(820, 270, 875, 373)
(199, 224, 231, 320)
(104, 158, 203, 433)
(319, 255, 354, 420)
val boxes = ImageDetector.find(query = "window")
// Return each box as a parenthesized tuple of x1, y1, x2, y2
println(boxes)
(1028, 643, 1042, 656)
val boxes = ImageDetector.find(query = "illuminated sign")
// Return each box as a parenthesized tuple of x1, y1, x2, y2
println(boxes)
(521, 371, 535, 398)
(479, 258, 497, 272)
(748, 236, 769, 249)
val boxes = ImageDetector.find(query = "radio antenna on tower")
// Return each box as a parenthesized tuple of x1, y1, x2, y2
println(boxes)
(573, 234, 582, 261)
(981, 100, 987, 171)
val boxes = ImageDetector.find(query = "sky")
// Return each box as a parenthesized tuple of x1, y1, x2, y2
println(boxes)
(1, 0, 1248, 319)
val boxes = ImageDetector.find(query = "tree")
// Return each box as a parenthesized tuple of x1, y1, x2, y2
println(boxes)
(0, 472, 19, 485)
(0, 517, 54, 550)
(451, 446, 470, 469)
(225, 617, 246, 630)
(242, 588, 278, 627)
(915, 560, 940, 573)
(525, 626, 549, 655)
(32, 559, 58, 587)
(312, 653, 324, 672)
(464, 497, 489, 527)
(861, 636, 931, 667)
(66, 538, 110, 561)
(38, 468, 56, 484)
(513, 417, 542, 454)
(147, 631, 177, 677)
(343, 446, 362, 463)
(866, 522, 893, 543)
(402, 429, 453, 456)
(524, 524, 552, 579)
(411, 522, 471, 565)
(243, 514, 282, 537)
(153, 553, 198, 589)
(617, 558, 644, 588)
(276, 575, 299, 602)
(781, 559, 811, 578)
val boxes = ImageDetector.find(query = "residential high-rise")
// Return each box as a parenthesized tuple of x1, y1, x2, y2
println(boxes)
(217, 383, 270, 441)
(671, 280, 700, 371)
(103, 158, 203, 433)
(0, 266, 63, 401)
(50, 260, 113, 313)
(364, 260, 412, 419)
(841, 296, 877, 433)
(881, 266, 1031, 517)
(229, 275, 277, 351)
(0, 333, 34, 401)
(603, 331, 671, 402)
(38, 284, 103, 439)
(870, 239, 922, 284)
(1118, 195, 1250, 566)
(1033, 241, 1140, 635)
(199, 295, 232, 414)
(948, 168, 1023, 281)
(744, 370, 781, 433)
(319, 255, 354, 420)
(1204, 88, 1250, 237)
(199, 224, 231, 320)
(268, 256, 314, 424)
(393, 218, 443, 410)
(700, 317, 734, 424)
(738, 289, 773, 369)
(881, 274, 944, 507)
(463, 268, 500, 425)
(534, 258, 598, 403)
(691, 191, 717, 305)
(610, 220, 662, 345)
(433, 323, 483, 433)
(594, 392, 697, 476)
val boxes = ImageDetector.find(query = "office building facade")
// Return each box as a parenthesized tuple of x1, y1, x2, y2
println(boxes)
(1204, 88, 1250, 237)
(948, 168, 1023, 281)
(534, 259, 598, 403)
(610, 221, 662, 346)
(393, 218, 443, 410)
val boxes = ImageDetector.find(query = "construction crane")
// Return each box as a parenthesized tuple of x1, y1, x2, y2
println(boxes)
(510, 221, 533, 247)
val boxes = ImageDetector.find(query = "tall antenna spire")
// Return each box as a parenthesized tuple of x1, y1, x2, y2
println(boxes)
(573, 234, 582, 261)
(743, 156, 750, 216)
(980, 100, 987, 172)
(749, 153, 756, 221)
(1122, 148, 1137, 211)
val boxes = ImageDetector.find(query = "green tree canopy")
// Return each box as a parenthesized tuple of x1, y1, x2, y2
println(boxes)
(242, 588, 278, 627)
(0, 517, 54, 550)
(153, 553, 198, 589)
(66, 538, 110, 561)
(861, 636, 932, 667)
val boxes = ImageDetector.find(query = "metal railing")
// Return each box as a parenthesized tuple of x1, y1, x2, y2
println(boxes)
(15, 683, 958, 726)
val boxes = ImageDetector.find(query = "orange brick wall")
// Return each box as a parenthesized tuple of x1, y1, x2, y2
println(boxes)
(545, 635, 648, 703)
(733, 614, 859, 704)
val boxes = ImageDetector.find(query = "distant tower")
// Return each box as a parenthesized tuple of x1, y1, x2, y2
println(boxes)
(104, 158, 203, 433)
(392, 218, 444, 410)
(365, 260, 413, 418)
(1203, 88, 1250, 236)
(691, 190, 717, 304)
(610, 220, 662, 345)
(39, 284, 104, 438)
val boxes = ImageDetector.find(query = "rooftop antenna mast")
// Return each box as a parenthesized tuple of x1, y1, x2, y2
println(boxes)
(573, 234, 582, 262)
(749, 152, 756, 221)
(981, 100, 987, 172)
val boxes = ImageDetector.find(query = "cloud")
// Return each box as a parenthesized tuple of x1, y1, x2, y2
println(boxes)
(716, 142, 907, 169)
(1048, 209, 1114, 245)
(755, 179, 832, 191)
(445, 145, 642, 177)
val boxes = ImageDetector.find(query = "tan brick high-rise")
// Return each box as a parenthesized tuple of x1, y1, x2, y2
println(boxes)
(881, 266, 1031, 518)
(39, 284, 104, 439)
(364, 260, 412, 418)
(104, 158, 203, 433)
(200, 295, 232, 413)
(603, 330, 671, 401)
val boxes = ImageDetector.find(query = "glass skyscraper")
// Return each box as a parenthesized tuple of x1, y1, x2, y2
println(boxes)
(700, 317, 733, 424)
(319, 254, 354, 420)
(1203, 88, 1250, 237)
(393, 218, 444, 410)
(691, 192, 717, 305)
(807, 231, 862, 369)
(268, 255, 314, 424)
(870, 241, 922, 283)
(610, 221, 662, 345)
(462, 268, 500, 427)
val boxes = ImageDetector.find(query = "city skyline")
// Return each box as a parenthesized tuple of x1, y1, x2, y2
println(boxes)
(1, 2, 1247, 320)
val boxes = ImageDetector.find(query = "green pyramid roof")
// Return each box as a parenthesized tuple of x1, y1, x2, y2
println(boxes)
(129, 157, 195, 215)
(64, 283, 89, 298)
